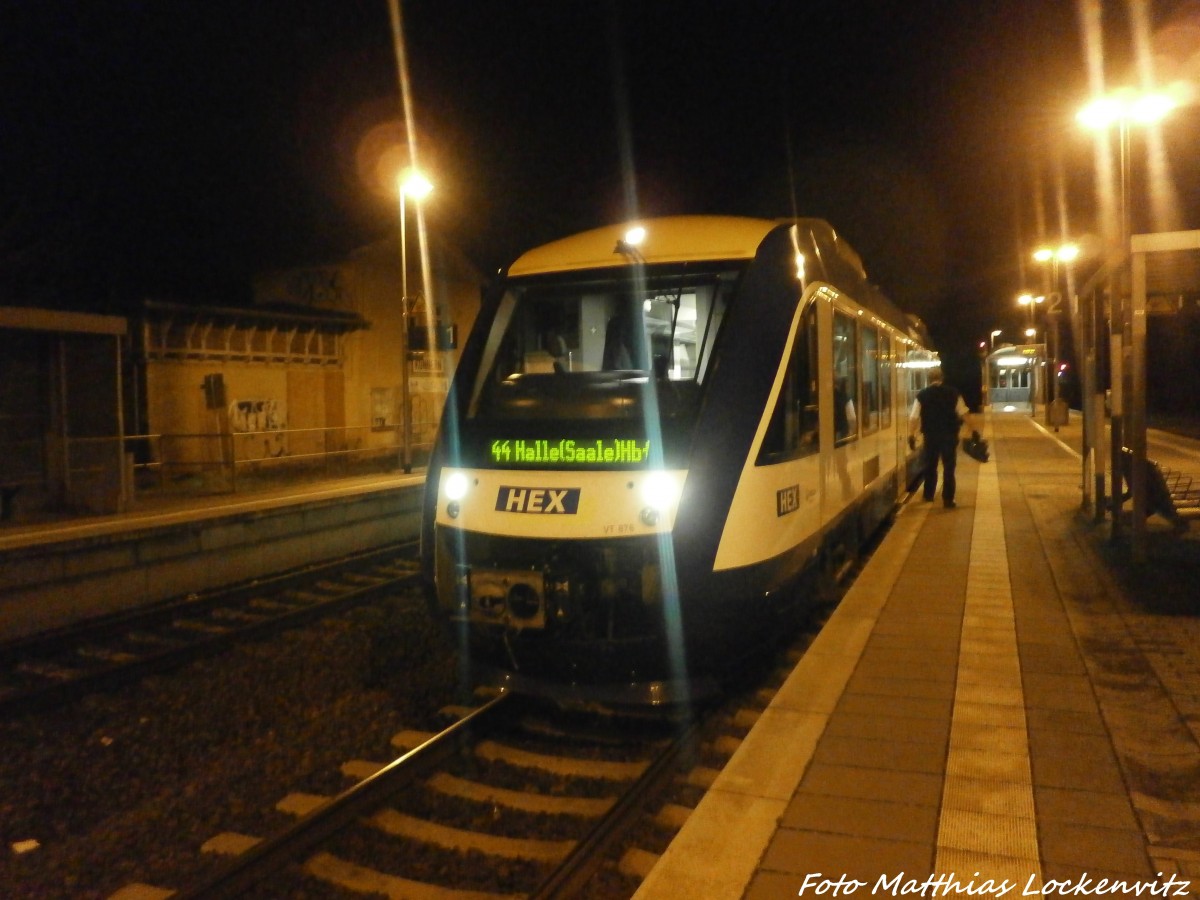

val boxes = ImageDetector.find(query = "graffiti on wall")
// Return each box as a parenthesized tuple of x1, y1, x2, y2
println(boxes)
(229, 398, 283, 433)
(370, 387, 394, 431)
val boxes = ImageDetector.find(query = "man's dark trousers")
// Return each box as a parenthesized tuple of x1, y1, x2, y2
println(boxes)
(921, 434, 958, 503)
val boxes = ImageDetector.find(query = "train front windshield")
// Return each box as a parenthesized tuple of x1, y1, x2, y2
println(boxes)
(465, 267, 739, 465)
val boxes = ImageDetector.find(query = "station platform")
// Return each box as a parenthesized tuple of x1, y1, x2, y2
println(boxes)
(0, 471, 424, 554)
(635, 411, 1200, 899)
(0, 472, 425, 641)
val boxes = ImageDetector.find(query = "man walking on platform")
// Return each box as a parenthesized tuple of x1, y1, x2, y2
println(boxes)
(908, 367, 972, 508)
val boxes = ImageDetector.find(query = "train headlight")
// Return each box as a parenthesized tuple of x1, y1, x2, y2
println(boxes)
(444, 471, 470, 500)
(443, 471, 470, 519)
(639, 471, 681, 526)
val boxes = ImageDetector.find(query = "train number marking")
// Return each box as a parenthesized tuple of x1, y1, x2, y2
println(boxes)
(496, 486, 581, 514)
(603, 523, 636, 535)
(776, 484, 801, 517)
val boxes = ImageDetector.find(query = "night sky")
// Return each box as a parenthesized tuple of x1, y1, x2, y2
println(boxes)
(4, 1, 1198, 393)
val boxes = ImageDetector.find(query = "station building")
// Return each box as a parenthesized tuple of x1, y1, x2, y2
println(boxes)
(0, 234, 481, 520)
(982, 343, 1044, 412)
(0, 306, 128, 519)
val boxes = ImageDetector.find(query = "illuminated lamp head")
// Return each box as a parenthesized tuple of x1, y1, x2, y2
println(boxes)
(614, 225, 647, 257)
(443, 471, 470, 519)
(639, 470, 681, 527)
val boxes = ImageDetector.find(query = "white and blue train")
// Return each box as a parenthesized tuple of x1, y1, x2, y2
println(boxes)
(420, 215, 935, 705)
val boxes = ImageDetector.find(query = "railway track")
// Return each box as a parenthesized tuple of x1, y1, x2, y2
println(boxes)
(121, 690, 712, 899)
(0, 542, 420, 716)
(97, 520, 871, 899)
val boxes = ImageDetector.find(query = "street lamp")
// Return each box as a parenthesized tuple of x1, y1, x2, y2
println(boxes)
(398, 167, 433, 473)
(1077, 89, 1175, 544)
(1017, 292, 1044, 328)
(990, 329, 1002, 350)
(1077, 89, 1175, 265)
(1022, 326, 1042, 416)
(1030, 243, 1078, 406)
(399, 168, 433, 303)
(1033, 243, 1079, 268)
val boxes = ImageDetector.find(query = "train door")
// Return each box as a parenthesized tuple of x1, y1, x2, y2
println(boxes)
(859, 321, 884, 487)
(903, 348, 935, 488)
(822, 304, 862, 517)
(879, 330, 896, 479)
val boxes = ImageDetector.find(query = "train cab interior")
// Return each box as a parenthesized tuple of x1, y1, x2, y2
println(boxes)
(471, 270, 735, 424)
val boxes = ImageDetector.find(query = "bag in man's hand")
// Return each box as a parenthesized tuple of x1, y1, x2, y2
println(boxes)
(962, 430, 990, 463)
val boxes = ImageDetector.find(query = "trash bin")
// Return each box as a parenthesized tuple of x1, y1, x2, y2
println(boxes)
(1047, 398, 1069, 428)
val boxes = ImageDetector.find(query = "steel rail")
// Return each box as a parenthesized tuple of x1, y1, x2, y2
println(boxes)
(174, 691, 518, 900)
(0, 541, 417, 659)
(529, 715, 704, 899)
(0, 542, 419, 716)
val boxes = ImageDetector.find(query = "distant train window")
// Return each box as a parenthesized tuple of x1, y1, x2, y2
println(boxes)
(903, 351, 940, 422)
(469, 267, 738, 421)
(758, 303, 819, 465)
(861, 325, 880, 435)
(833, 311, 858, 445)
(906, 351, 931, 398)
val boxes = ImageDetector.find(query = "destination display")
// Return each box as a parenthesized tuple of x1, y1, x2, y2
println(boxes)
(490, 439, 651, 465)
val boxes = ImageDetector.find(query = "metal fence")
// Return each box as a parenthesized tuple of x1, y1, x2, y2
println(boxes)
(1, 425, 433, 521)
(124, 424, 430, 497)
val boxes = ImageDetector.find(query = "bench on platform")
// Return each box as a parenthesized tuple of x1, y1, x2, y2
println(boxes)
(1119, 447, 1200, 534)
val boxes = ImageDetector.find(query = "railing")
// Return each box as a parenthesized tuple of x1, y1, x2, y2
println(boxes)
(1, 421, 439, 521)
(124, 424, 434, 497)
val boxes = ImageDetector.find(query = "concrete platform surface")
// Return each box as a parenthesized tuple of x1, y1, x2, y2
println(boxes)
(635, 411, 1200, 899)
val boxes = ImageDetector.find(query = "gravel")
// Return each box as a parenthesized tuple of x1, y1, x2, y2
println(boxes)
(0, 591, 459, 900)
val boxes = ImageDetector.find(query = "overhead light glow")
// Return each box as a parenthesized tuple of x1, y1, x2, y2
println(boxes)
(1077, 96, 1124, 129)
(1077, 90, 1177, 129)
(399, 168, 433, 201)
(1130, 92, 1176, 124)
(624, 226, 647, 247)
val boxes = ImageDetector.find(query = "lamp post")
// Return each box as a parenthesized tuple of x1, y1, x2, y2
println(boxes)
(398, 167, 433, 473)
(1023, 326, 1042, 416)
(399, 169, 433, 302)
(1077, 89, 1175, 545)
(1017, 294, 1044, 415)
(981, 331, 1001, 408)
(1031, 243, 1078, 407)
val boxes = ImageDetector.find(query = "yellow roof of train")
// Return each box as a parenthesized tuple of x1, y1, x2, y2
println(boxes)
(507, 215, 780, 277)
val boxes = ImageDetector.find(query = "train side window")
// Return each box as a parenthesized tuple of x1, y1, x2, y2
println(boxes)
(757, 304, 819, 465)
(833, 311, 859, 445)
